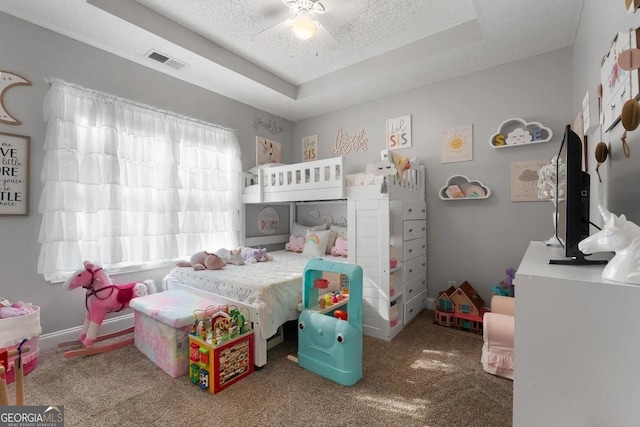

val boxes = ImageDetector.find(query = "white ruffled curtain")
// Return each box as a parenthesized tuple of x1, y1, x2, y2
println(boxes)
(38, 79, 243, 282)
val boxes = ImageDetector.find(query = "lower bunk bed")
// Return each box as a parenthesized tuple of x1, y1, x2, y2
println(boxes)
(162, 250, 317, 368)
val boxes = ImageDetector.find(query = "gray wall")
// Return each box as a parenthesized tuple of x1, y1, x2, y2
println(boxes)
(573, 0, 640, 225)
(293, 49, 574, 304)
(0, 13, 292, 336)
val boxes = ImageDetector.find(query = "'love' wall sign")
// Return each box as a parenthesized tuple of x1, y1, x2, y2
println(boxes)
(0, 132, 30, 215)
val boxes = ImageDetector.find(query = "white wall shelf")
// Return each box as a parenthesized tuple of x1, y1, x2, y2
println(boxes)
(439, 175, 491, 200)
(490, 117, 553, 148)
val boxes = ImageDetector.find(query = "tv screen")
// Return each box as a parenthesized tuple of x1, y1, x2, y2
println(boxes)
(549, 125, 607, 265)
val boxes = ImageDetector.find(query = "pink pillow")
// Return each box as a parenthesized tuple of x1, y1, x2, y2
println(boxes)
(285, 235, 304, 253)
(331, 236, 348, 257)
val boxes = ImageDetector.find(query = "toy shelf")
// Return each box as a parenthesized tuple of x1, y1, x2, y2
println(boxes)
(297, 294, 349, 314)
(490, 118, 553, 148)
(439, 175, 491, 200)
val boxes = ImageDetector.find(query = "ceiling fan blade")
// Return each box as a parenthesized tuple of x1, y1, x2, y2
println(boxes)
(316, 21, 339, 51)
(253, 18, 292, 39)
(312, 2, 326, 14)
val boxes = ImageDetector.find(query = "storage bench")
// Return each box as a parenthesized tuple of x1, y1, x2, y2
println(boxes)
(129, 290, 217, 378)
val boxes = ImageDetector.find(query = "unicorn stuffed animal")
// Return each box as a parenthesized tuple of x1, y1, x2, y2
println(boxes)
(64, 261, 156, 347)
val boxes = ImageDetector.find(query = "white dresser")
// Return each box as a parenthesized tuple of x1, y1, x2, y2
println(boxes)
(514, 241, 639, 427)
(348, 195, 427, 341)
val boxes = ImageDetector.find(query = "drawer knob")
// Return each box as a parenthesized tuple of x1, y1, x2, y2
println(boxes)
(408, 249, 413, 253)
(408, 208, 413, 212)
(422, 227, 426, 231)
(409, 269, 413, 273)
(408, 228, 413, 232)
(409, 289, 413, 293)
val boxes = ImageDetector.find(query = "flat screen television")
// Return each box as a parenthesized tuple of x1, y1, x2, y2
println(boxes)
(549, 125, 607, 265)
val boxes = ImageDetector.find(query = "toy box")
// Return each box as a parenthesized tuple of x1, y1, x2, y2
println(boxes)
(129, 290, 217, 378)
(0, 305, 40, 384)
(188, 331, 254, 394)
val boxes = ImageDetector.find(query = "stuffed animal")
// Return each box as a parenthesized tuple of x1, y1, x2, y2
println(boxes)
(331, 236, 348, 257)
(241, 247, 272, 263)
(0, 301, 37, 319)
(177, 251, 225, 270)
(285, 235, 305, 253)
(215, 248, 245, 266)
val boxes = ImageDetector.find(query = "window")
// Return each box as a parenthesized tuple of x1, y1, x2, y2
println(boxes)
(439, 299, 452, 311)
(461, 304, 471, 313)
(38, 80, 243, 282)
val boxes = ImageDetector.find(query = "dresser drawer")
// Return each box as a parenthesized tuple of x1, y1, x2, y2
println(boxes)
(404, 289, 427, 325)
(404, 256, 427, 283)
(404, 273, 427, 301)
(403, 237, 426, 261)
(403, 202, 426, 220)
(403, 220, 426, 241)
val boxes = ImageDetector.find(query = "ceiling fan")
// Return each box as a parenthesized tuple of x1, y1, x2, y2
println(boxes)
(255, 0, 338, 48)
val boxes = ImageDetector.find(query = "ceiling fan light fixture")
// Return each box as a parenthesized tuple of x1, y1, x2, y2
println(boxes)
(292, 13, 317, 40)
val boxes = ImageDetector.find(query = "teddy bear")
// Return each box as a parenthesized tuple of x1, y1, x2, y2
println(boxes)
(285, 235, 305, 253)
(176, 250, 225, 270)
(215, 248, 245, 266)
(241, 247, 272, 263)
(330, 236, 348, 257)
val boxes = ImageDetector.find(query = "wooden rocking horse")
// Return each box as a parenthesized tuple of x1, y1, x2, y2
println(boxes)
(58, 261, 156, 358)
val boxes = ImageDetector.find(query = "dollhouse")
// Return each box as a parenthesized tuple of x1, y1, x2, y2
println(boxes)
(434, 281, 487, 334)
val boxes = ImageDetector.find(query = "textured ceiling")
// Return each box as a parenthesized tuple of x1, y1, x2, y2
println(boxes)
(0, 0, 585, 121)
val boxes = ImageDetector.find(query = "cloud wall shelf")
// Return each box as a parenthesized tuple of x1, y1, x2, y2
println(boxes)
(439, 175, 491, 200)
(490, 118, 553, 148)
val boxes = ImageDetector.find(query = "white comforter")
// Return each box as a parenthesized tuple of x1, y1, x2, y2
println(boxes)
(163, 251, 315, 338)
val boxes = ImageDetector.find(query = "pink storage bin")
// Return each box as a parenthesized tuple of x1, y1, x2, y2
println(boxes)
(0, 306, 41, 384)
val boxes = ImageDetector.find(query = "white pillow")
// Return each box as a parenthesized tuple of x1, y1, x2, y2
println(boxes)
(303, 229, 331, 256)
(326, 224, 348, 253)
(247, 163, 285, 175)
(292, 222, 328, 238)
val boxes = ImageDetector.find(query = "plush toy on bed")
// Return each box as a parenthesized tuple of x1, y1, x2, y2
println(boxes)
(330, 237, 348, 257)
(241, 247, 272, 263)
(285, 235, 305, 253)
(215, 248, 245, 266)
(177, 251, 225, 270)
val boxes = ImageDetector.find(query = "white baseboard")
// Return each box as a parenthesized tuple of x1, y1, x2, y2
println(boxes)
(39, 314, 135, 352)
(426, 297, 436, 311)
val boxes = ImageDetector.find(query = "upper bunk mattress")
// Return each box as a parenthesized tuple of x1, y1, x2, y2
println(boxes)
(163, 250, 314, 338)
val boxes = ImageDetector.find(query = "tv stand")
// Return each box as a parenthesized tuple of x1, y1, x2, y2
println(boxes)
(549, 257, 608, 265)
(515, 242, 637, 427)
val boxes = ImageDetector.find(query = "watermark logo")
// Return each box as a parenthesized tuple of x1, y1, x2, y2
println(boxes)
(0, 405, 64, 427)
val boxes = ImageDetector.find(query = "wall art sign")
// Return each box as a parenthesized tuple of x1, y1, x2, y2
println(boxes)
(510, 159, 550, 202)
(386, 115, 412, 149)
(601, 29, 640, 132)
(252, 116, 283, 135)
(257, 207, 279, 234)
(331, 128, 368, 157)
(256, 136, 282, 166)
(302, 135, 318, 162)
(0, 132, 30, 215)
(442, 124, 473, 163)
(0, 70, 31, 125)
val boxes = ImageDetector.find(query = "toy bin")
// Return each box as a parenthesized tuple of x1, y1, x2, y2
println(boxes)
(188, 331, 254, 394)
(0, 306, 41, 384)
(129, 290, 217, 378)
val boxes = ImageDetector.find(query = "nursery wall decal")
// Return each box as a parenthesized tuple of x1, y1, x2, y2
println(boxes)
(302, 135, 318, 162)
(0, 71, 31, 125)
(331, 127, 368, 156)
(256, 136, 282, 165)
(0, 132, 30, 215)
(386, 115, 412, 149)
(252, 116, 283, 135)
(442, 124, 473, 163)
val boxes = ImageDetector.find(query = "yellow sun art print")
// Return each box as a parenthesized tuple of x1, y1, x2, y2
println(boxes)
(442, 125, 473, 164)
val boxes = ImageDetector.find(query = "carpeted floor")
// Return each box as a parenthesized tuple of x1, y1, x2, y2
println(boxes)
(8, 310, 512, 427)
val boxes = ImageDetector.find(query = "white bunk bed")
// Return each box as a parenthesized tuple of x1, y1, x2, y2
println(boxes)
(165, 156, 426, 367)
